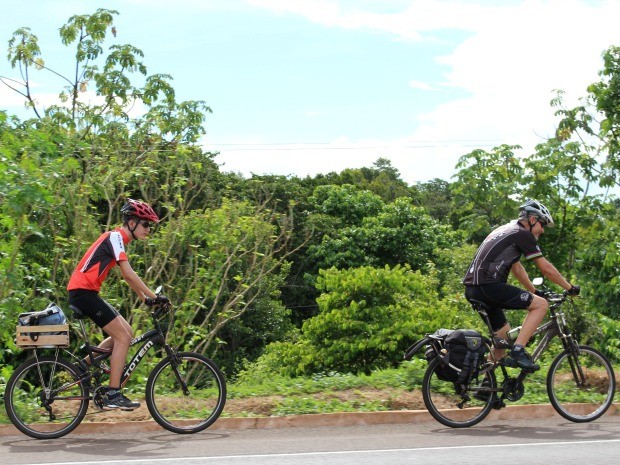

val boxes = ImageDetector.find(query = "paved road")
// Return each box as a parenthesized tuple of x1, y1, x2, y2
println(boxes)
(2, 416, 620, 465)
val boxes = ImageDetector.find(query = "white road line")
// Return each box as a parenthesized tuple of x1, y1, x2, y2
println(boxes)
(17, 438, 620, 465)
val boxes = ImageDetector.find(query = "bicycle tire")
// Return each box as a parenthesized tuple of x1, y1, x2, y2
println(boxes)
(547, 344, 616, 422)
(4, 356, 89, 439)
(145, 351, 226, 434)
(422, 357, 496, 428)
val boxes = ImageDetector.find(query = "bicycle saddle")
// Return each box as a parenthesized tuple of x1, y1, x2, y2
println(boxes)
(69, 305, 88, 320)
(467, 299, 491, 312)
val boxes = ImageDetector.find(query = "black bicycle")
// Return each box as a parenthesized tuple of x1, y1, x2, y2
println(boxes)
(5, 291, 227, 439)
(404, 285, 616, 428)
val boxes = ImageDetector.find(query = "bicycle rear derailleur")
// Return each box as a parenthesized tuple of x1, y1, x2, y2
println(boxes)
(502, 376, 525, 402)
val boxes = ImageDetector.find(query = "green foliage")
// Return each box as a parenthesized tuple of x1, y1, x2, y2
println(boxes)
(574, 202, 620, 318)
(451, 144, 523, 240)
(137, 199, 297, 363)
(256, 265, 465, 376)
(308, 197, 457, 271)
(309, 184, 384, 228)
(586, 46, 620, 182)
(412, 178, 454, 222)
(597, 316, 620, 362)
(1, 10, 620, 385)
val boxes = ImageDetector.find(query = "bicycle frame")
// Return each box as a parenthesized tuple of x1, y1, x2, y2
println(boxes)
(70, 308, 175, 390)
(120, 329, 165, 386)
(529, 314, 562, 361)
(529, 297, 578, 362)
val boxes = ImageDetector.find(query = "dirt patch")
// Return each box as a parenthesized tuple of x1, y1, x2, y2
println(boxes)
(83, 387, 426, 423)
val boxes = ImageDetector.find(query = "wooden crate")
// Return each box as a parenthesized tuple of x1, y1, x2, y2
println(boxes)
(16, 325, 70, 348)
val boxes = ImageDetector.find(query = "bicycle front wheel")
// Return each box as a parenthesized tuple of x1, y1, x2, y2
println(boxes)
(146, 351, 226, 434)
(422, 357, 496, 428)
(4, 356, 89, 439)
(547, 344, 616, 422)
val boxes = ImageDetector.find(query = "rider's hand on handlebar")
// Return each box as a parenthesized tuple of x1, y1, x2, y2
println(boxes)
(566, 285, 580, 296)
(144, 295, 170, 306)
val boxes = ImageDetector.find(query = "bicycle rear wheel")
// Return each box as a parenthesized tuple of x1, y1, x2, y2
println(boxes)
(146, 351, 226, 434)
(4, 356, 89, 439)
(422, 357, 496, 428)
(547, 344, 616, 422)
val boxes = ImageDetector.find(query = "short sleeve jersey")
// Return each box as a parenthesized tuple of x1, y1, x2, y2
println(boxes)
(67, 228, 130, 292)
(463, 220, 543, 285)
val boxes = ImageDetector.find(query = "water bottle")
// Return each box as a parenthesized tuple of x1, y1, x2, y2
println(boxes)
(507, 326, 522, 343)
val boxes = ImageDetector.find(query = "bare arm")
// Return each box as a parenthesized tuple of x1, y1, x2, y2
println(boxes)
(510, 261, 535, 292)
(532, 256, 572, 291)
(118, 260, 157, 301)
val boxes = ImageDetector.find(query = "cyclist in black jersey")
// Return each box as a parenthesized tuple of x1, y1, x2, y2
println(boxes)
(463, 199, 580, 371)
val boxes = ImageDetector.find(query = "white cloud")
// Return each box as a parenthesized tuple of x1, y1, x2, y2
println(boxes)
(239, 0, 620, 182)
(246, 0, 425, 40)
(409, 80, 437, 91)
(421, 0, 620, 156)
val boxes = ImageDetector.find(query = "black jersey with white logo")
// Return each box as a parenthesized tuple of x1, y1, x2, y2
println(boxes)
(463, 221, 542, 285)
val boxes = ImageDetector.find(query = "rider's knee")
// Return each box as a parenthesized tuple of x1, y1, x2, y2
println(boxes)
(112, 328, 132, 346)
(529, 295, 549, 312)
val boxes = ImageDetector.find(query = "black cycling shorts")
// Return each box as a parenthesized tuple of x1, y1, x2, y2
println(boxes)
(465, 282, 534, 332)
(68, 289, 120, 328)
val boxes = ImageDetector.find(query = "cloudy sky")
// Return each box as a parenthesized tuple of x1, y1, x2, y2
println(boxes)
(1, 0, 619, 184)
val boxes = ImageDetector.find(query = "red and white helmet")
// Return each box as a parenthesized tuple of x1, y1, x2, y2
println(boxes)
(121, 199, 159, 223)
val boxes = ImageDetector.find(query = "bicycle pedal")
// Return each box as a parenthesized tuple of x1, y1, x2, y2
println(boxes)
(501, 356, 538, 373)
(492, 400, 506, 410)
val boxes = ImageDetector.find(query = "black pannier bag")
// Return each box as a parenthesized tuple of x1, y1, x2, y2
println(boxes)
(424, 329, 456, 382)
(443, 329, 489, 384)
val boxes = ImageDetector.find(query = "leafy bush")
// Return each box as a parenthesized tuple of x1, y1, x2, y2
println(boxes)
(253, 264, 470, 376)
(597, 315, 620, 362)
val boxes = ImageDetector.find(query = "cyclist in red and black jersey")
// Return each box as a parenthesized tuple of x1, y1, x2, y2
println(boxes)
(68, 199, 165, 410)
(463, 199, 580, 371)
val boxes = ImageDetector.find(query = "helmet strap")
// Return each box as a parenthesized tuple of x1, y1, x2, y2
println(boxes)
(127, 217, 139, 240)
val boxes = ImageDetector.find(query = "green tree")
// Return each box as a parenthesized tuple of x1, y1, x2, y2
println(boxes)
(0, 10, 300, 374)
(130, 199, 302, 360)
(308, 184, 384, 229)
(3, 8, 210, 143)
(451, 144, 524, 241)
(308, 197, 456, 271)
(413, 178, 454, 223)
(257, 265, 467, 375)
(333, 158, 411, 202)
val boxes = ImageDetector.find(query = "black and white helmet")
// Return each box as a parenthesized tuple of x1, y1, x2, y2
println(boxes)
(519, 199, 554, 226)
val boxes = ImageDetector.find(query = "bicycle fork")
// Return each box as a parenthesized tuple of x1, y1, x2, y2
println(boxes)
(561, 335, 587, 387)
(162, 345, 191, 396)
